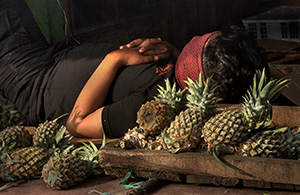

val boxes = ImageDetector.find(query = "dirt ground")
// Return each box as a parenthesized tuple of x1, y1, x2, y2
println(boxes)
(1, 175, 300, 195)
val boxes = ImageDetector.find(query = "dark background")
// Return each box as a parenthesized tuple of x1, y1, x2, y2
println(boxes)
(62, 0, 300, 50)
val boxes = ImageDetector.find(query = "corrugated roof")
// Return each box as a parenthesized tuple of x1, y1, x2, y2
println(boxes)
(243, 6, 300, 21)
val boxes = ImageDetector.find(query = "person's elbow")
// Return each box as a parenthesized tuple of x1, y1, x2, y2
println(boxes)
(66, 115, 82, 137)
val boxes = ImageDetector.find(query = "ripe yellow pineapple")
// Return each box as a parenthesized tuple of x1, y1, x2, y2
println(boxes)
(162, 73, 219, 153)
(0, 125, 32, 149)
(42, 141, 101, 190)
(136, 79, 186, 136)
(202, 68, 289, 153)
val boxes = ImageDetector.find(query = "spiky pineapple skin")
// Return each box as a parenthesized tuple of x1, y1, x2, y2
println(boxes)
(0, 126, 32, 148)
(137, 100, 175, 136)
(33, 120, 60, 146)
(239, 132, 284, 158)
(202, 109, 254, 152)
(3, 146, 50, 181)
(163, 108, 205, 152)
(42, 153, 88, 190)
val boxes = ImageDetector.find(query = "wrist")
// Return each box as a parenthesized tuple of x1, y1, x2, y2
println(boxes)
(106, 50, 124, 68)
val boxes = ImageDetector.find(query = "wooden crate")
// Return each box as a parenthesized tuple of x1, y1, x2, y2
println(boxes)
(98, 105, 300, 190)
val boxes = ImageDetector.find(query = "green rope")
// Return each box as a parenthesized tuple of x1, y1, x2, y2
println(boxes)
(88, 171, 150, 195)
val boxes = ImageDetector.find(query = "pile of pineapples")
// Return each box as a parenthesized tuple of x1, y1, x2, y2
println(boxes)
(119, 69, 300, 161)
(0, 110, 102, 190)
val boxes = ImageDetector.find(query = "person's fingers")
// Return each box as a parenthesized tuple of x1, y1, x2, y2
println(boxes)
(141, 47, 168, 55)
(153, 53, 170, 61)
(119, 38, 144, 49)
(148, 37, 162, 44)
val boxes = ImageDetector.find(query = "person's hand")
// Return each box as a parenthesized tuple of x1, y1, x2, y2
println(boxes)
(109, 47, 161, 67)
(119, 38, 179, 60)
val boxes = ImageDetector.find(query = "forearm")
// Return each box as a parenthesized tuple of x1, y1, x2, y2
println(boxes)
(66, 51, 122, 138)
(66, 47, 156, 138)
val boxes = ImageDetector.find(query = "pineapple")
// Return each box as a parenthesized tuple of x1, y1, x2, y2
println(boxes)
(0, 105, 23, 130)
(0, 126, 32, 149)
(162, 73, 219, 153)
(202, 68, 289, 153)
(1, 146, 50, 181)
(119, 126, 148, 149)
(33, 113, 69, 147)
(0, 125, 72, 182)
(239, 130, 284, 158)
(119, 126, 165, 150)
(42, 141, 101, 190)
(240, 127, 300, 159)
(136, 78, 186, 136)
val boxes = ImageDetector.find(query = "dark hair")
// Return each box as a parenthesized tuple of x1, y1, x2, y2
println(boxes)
(202, 25, 268, 103)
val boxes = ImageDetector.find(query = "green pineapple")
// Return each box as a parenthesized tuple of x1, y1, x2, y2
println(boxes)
(33, 113, 69, 147)
(1, 146, 50, 181)
(0, 105, 23, 130)
(282, 127, 300, 159)
(162, 73, 219, 153)
(0, 126, 32, 149)
(136, 79, 186, 136)
(42, 141, 101, 190)
(0, 125, 73, 182)
(239, 130, 284, 158)
(240, 127, 300, 159)
(202, 68, 289, 153)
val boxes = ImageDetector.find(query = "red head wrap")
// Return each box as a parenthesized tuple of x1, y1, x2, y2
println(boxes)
(175, 31, 220, 89)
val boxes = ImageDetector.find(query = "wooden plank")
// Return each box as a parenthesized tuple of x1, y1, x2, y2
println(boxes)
(271, 105, 300, 127)
(243, 180, 271, 189)
(282, 69, 300, 106)
(270, 54, 300, 64)
(269, 64, 300, 77)
(98, 146, 300, 186)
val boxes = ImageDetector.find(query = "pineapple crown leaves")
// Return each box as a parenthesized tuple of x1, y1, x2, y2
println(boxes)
(0, 140, 16, 163)
(241, 68, 289, 124)
(154, 78, 187, 115)
(73, 141, 102, 175)
(52, 113, 69, 123)
(0, 105, 23, 130)
(37, 125, 73, 152)
(212, 145, 254, 178)
(263, 126, 288, 136)
(185, 73, 219, 118)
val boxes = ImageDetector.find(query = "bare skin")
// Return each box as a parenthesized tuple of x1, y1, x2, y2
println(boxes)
(66, 40, 178, 138)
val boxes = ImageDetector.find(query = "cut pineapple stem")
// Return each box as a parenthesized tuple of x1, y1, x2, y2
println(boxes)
(52, 113, 69, 123)
(212, 146, 254, 178)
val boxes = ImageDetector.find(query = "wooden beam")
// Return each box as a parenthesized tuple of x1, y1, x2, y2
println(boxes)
(98, 145, 300, 186)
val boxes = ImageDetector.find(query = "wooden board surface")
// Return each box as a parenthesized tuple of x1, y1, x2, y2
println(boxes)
(98, 144, 300, 186)
(98, 105, 300, 188)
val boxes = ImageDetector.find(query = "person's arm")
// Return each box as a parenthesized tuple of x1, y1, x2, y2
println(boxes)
(120, 38, 180, 58)
(66, 47, 161, 138)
